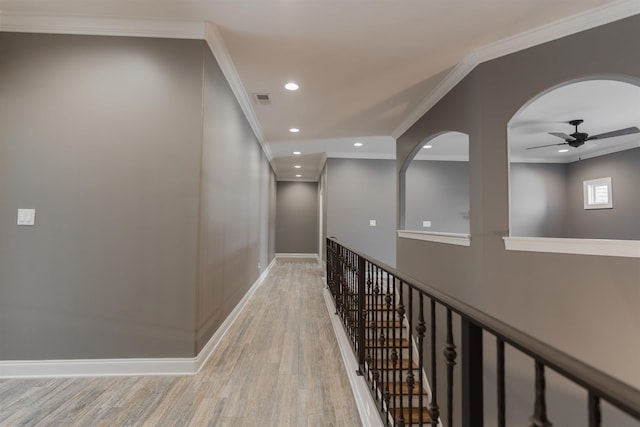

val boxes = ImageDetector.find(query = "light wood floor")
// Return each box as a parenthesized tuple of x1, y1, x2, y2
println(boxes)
(0, 259, 363, 427)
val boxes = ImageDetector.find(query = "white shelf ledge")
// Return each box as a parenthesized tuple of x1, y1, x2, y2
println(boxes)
(503, 236, 640, 258)
(397, 230, 471, 247)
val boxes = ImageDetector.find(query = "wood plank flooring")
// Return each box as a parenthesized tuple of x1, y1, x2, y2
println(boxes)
(0, 259, 363, 427)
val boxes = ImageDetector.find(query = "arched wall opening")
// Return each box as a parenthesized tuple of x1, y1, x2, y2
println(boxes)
(507, 77, 640, 242)
(398, 131, 470, 245)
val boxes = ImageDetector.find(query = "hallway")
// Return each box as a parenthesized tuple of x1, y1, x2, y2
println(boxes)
(0, 259, 362, 426)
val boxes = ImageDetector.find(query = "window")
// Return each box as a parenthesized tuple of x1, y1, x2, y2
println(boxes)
(583, 177, 612, 209)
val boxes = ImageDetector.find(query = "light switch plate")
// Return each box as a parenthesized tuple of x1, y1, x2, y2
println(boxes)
(17, 209, 36, 226)
(369, 219, 376, 227)
(422, 220, 432, 228)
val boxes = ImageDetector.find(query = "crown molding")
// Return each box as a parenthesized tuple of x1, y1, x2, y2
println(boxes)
(0, 12, 205, 39)
(393, 0, 640, 139)
(203, 22, 272, 162)
(474, 0, 640, 63)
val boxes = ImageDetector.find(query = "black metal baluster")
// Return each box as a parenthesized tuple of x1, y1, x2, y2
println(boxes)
(365, 263, 373, 384)
(383, 271, 393, 422)
(357, 255, 366, 375)
(417, 295, 426, 426)
(588, 391, 601, 427)
(444, 308, 457, 427)
(371, 264, 378, 396)
(390, 276, 398, 426)
(430, 299, 440, 426)
(376, 267, 386, 411)
(396, 283, 406, 427)
(497, 338, 506, 427)
(529, 361, 552, 427)
(407, 288, 414, 425)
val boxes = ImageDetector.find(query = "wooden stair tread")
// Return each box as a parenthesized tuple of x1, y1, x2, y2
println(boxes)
(366, 305, 398, 311)
(377, 380, 428, 396)
(347, 305, 398, 312)
(365, 338, 409, 348)
(391, 407, 431, 424)
(349, 320, 403, 328)
(367, 320, 403, 328)
(371, 359, 417, 370)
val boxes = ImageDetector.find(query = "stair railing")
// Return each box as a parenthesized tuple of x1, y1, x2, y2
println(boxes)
(326, 237, 640, 427)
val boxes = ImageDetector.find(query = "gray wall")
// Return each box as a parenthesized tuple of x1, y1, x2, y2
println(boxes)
(567, 147, 640, 239)
(275, 181, 318, 254)
(396, 15, 640, 426)
(0, 32, 274, 360)
(405, 160, 469, 233)
(510, 147, 640, 239)
(510, 162, 568, 237)
(327, 158, 396, 267)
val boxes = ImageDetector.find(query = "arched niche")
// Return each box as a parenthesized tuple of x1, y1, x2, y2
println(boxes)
(398, 131, 470, 246)
(506, 78, 640, 257)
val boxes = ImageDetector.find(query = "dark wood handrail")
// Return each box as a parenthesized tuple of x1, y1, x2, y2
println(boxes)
(327, 237, 640, 421)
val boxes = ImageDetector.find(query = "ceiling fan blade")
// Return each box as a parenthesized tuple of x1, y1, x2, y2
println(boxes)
(587, 126, 640, 140)
(526, 142, 568, 150)
(548, 132, 575, 141)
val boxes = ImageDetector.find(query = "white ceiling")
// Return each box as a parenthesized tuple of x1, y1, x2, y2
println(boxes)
(0, 0, 633, 180)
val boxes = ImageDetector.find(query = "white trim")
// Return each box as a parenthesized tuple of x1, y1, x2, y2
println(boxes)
(0, 357, 195, 379)
(475, 0, 640, 63)
(0, 258, 277, 379)
(398, 230, 471, 247)
(203, 22, 272, 163)
(323, 290, 384, 427)
(393, 0, 640, 139)
(0, 13, 205, 39)
(276, 177, 318, 183)
(275, 252, 321, 262)
(503, 236, 640, 258)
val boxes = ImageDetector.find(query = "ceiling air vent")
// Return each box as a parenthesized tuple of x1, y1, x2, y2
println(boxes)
(253, 93, 271, 105)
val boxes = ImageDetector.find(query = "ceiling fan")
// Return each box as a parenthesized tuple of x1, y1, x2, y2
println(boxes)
(526, 119, 640, 150)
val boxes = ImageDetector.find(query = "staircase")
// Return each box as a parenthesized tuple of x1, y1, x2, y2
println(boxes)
(349, 289, 433, 426)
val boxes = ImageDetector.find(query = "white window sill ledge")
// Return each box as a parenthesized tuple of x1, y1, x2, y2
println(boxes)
(503, 237, 640, 258)
(397, 230, 471, 247)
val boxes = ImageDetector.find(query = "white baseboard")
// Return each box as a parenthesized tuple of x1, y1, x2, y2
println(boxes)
(0, 258, 277, 379)
(323, 290, 384, 427)
(275, 253, 321, 264)
(275, 252, 319, 258)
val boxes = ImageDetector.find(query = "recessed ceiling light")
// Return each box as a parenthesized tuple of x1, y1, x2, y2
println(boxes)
(289, 128, 300, 133)
(294, 165, 301, 169)
(285, 82, 299, 91)
(296, 174, 302, 178)
(558, 149, 569, 153)
(423, 144, 432, 149)
(354, 142, 363, 147)
(293, 151, 301, 155)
